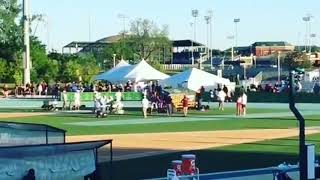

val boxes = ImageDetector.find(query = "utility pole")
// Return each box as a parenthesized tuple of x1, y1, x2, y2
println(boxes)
(23, 0, 31, 85)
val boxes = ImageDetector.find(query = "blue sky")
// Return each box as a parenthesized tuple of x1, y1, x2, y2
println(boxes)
(30, 0, 320, 52)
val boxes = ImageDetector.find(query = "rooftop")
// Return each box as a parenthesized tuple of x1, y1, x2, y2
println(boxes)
(252, 41, 292, 47)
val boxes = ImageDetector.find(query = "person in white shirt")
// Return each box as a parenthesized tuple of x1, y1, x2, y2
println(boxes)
(115, 90, 122, 102)
(74, 90, 81, 110)
(62, 90, 68, 110)
(37, 83, 43, 96)
(141, 96, 149, 118)
(241, 93, 247, 116)
(217, 89, 226, 111)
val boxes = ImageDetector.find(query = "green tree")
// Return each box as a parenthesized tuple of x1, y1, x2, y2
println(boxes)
(102, 40, 134, 69)
(283, 51, 312, 69)
(49, 53, 100, 83)
(29, 36, 58, 83)
(127, 18, 171, 61)
(0, 0, 22, 62)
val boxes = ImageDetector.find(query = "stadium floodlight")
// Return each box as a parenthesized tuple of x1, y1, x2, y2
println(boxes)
(233, 18, 240, 23)
(233, 18, 240, 49)
(302, 14, 313, 53)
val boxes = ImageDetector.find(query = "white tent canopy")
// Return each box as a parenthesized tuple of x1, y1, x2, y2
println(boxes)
(95, 60, 169, 83)
(95, 59, 131, 81)
(160, 68, 231, 91)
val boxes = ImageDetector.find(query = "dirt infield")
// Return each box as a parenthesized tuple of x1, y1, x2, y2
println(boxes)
(67, 127, 320, 161)
(0, 112, 53, 119)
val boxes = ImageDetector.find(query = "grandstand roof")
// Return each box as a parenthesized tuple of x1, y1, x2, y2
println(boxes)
(63, 41, 107, 48)
(0, 140, 111, 158)
(252, 41, 292, 47)
(172, 40, 204, 47)
(63, 37, 204, 50)
(96, 34, 123, 43)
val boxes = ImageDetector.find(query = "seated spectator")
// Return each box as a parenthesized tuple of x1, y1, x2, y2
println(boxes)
(1, 84, 9, 98)
(314, 83, 320, 94)
(22, 168, 35, 180)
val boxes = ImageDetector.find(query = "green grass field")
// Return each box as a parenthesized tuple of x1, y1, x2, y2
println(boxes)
(0, 107, 309, 135)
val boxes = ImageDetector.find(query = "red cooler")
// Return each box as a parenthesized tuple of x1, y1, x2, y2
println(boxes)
(181, 154, 196, 175)
(171, 160, 182, 176)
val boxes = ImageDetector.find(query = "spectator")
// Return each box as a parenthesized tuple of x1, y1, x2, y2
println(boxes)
(142, 95, 149, 118)
(223, 85, 229, 102)
(150, 92, 158, 114)
(209, 90, 215, 102)
(1, 84, 9, 98)
(313, 83, 320, 94)
(62, 90, 68, 110)
(181, 95, 189, 117)
(200, 86, 205, 96)
(37, 83, 42, 96)
(195, 89, 202, 110)
(74, 90, 81, 111)
(165, 94, 173, 116)
(236, 93, 242, 116)
(14, 84, 18, 96)
(217, 88, 226, 111)
(22, 168, 35, 180)
(115, 89, 122, 102)
(241, 92, 247, 116)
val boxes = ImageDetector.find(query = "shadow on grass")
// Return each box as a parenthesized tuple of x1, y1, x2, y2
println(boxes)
(97, 149, 302, 180)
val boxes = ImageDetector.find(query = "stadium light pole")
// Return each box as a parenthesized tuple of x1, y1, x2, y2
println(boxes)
(227, 35, 235, 61)
(234, 18, 240, 51)
(192, 9, 199, 66)
(310, 33, 316, 53)
(277, 51, 281, 82)
(208, 10, 213, 69)
(190, 22, 194, 65)
(118, 14, 128, 60)
(113, 54, 116, 67)
(302, 15, 312, 53)
(204, 15, 210, 63)
(23, 0, 31, 85)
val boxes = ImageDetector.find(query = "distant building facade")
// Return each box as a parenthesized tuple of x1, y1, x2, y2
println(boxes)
(252, 41, 294, 57)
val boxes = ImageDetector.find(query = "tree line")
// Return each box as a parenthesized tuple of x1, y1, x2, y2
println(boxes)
(0, 0, 171, 84)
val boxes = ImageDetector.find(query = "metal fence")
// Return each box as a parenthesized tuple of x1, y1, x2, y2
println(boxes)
(0, 121, 66, 146)
(149, 165, 299, 180)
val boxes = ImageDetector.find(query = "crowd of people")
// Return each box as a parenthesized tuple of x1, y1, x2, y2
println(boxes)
(0, 79, 250, 117)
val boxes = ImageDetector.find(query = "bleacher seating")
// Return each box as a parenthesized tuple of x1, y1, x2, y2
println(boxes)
(172, 52, 200, 64)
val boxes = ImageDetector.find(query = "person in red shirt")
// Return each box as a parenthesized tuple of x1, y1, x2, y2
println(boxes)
(181, 95, 189, 117)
